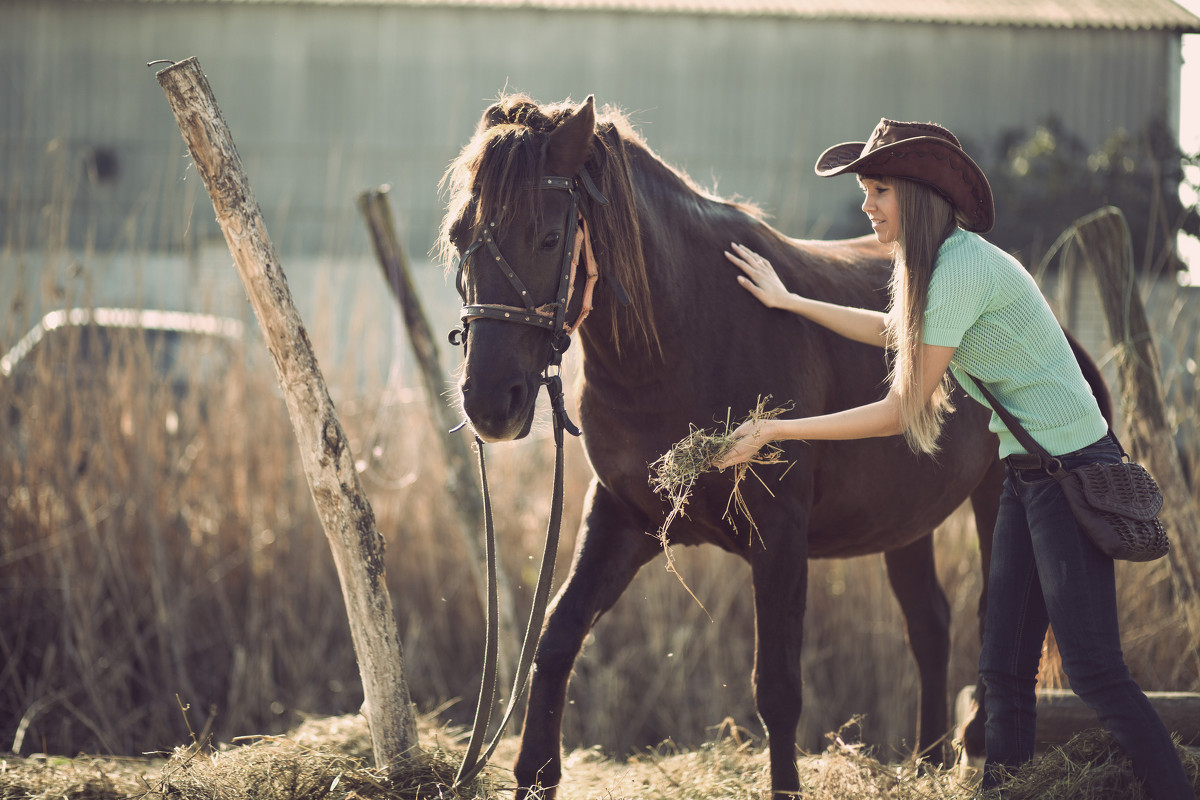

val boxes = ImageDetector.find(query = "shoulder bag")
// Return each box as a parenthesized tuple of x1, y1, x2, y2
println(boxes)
(969, 377, 1170, 562)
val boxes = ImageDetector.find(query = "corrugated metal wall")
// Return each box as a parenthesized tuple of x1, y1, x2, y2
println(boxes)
(0, 1, 1183, 291)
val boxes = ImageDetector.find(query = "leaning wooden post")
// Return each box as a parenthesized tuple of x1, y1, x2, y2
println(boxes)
(155, 57, 419, 766)
(1068, 206, 1200, 649)
(357, 186, 519, 688)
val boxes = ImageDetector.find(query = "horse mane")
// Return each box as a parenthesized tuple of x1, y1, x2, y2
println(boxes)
(437, 94, 666, 358)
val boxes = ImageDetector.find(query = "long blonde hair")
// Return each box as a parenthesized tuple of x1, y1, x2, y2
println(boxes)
(870, 175, 962, 455)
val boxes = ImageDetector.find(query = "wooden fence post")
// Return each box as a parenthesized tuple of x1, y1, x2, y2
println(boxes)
(357, 186, 519, 689)
(1067, 206, 1200, 651)
(154, 57, 419, 766)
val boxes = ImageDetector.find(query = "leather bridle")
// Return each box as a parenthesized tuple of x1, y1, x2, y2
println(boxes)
(452, 175, 602, 335)
(447, 166, 609, 789)
(449, 167, 609, 435)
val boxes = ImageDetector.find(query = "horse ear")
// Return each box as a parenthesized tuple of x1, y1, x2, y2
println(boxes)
(479, 101, 507, 131)
(545, 95, 596, 176)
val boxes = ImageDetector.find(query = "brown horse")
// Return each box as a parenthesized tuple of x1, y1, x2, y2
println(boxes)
(438, 94, 1102, 799)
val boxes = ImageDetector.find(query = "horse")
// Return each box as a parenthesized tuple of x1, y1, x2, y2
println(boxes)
(438, 94, 1104, 799)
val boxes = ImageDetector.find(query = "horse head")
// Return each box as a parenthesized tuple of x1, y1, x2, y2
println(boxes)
(440, 94, 656, 442)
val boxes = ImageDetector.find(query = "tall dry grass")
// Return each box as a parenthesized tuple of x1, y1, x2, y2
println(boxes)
(1, 171, 1197, 768)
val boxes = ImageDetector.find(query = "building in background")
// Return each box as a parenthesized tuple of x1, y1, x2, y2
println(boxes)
(2, 0, 1198, 348)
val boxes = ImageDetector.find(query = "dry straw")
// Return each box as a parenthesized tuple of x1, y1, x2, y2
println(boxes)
(5, 713, 1193, 800)
(648, 397, 791, 611)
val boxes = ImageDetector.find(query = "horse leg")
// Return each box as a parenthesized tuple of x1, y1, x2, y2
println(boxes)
(749, 527, 808, 799)
(513, 481, 660, 800)
(883, 533, 951, 764)
(961, 456, 1003, 760)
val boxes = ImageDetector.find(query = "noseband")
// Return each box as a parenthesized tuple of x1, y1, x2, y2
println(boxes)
(448, 166, 610, 436)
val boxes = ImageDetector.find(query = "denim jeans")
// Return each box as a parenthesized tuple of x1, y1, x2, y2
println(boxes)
(978, 434, 1193, 799)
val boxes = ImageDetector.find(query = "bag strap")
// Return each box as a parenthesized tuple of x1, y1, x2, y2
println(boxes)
(967, 375, 1126, 469)
(967, 376, 1054, 461)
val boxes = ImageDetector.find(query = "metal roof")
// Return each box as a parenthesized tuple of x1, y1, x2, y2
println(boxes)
(72, 0, 1200, 31)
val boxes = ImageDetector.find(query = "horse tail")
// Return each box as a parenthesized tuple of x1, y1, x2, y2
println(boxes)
(1063, 327, 1115, 426)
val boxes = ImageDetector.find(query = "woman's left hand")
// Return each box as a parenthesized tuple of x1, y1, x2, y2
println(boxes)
(715, 419, 774, 470)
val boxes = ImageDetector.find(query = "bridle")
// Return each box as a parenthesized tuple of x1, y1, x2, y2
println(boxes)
(449, 167, 610, 436)
(452, 172, 605, 337)
(447, 165, 611, 789)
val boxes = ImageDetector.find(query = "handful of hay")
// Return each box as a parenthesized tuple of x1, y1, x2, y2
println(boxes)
(647, 397, 791, 610)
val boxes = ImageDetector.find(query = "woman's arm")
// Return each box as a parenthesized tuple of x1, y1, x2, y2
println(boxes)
(715, 343, 956, 468)
(724, 242, 889, 348)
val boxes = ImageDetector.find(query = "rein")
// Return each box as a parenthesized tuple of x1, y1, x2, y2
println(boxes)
(449, 168, 608, 788)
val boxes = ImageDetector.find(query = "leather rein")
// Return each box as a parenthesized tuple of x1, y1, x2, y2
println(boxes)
(448, 167, 609, 788)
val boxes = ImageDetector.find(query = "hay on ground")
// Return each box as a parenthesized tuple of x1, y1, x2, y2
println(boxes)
(982, 728, 1200, 800)
(2, 714, 1197, 799)
(143, 717, 494, 800)
(0, 753, 156, 800)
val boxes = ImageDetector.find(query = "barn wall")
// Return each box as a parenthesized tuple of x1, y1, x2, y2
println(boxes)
(0, 1, 1186, 312)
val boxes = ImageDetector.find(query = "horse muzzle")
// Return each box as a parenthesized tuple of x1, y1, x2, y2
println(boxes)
(459, 369, 540, 442)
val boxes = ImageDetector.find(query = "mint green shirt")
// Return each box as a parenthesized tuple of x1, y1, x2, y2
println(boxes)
(922, 228, 1108, 459)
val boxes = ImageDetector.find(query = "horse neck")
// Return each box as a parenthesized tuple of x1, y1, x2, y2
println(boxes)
(577, 143, 776, 380)
(577, 138, 890, 386)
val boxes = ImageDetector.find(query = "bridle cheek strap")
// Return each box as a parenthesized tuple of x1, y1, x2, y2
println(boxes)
(563, 218, 598, 336)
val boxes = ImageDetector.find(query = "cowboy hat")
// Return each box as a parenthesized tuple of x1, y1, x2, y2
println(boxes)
(814, 118, 995, 233)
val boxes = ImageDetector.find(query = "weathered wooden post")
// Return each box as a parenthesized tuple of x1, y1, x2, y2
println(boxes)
(154, 57, 418, 766)
(357, 187, 520, 689)
(1067, 206, 1200, 648)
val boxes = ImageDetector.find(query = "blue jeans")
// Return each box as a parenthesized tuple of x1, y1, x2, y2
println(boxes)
(979, 435, 1192, 799)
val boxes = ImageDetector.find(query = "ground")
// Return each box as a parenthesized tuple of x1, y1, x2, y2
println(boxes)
(1, 711, 1195, 800)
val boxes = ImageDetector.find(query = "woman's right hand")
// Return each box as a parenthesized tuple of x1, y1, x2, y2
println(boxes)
(724, 242, 793, 310)
(715, 418, 775, 470)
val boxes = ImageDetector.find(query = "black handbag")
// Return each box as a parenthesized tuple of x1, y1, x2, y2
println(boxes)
(970, 377, 1170, 562)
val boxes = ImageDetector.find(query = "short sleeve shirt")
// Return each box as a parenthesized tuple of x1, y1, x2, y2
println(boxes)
(922, 229, 1107, 458)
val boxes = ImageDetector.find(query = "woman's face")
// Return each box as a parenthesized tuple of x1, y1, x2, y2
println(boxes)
(859, 177, 900, 245)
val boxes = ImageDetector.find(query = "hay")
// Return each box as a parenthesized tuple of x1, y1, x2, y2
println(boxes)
(145, 726, 496, 800)
(649, 396, 791, 536)
(3, 713, 1198, 800)
(981, 728, 1200, 800)
(0, 753, 156, 800)
(647, 397, 790, 611)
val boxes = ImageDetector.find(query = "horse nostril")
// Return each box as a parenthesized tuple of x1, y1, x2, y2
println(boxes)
(504, 379, 528, 417)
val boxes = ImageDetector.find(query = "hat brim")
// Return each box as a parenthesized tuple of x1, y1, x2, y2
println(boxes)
(815, 137, 995, 234)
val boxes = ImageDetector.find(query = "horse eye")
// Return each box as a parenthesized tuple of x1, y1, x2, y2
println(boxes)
(541, 232, 562, 250)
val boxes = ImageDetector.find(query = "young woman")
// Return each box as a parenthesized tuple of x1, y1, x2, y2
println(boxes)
(717, 119, 1192, 798)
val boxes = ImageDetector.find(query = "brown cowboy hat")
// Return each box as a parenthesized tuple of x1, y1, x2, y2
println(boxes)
(814, 118, 995, 233)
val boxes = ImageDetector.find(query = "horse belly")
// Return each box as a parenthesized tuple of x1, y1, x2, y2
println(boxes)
(807, 491, 967, 559)
(806, 424, 995, 558)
